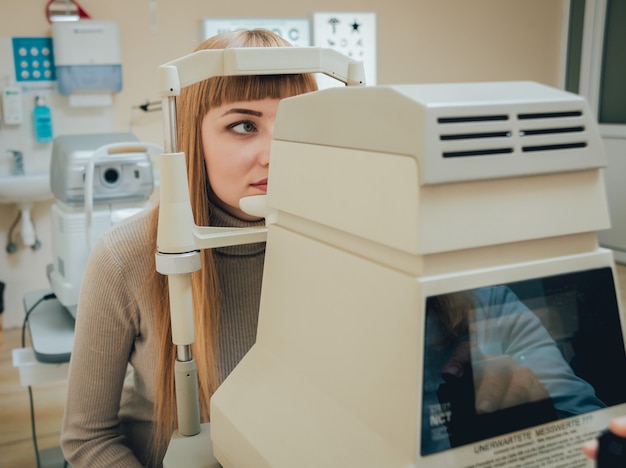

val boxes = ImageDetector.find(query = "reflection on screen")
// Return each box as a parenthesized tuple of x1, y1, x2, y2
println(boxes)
(421, 267, 626, 456)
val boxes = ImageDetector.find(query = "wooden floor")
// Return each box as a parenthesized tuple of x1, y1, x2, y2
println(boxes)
(1, 265, 625, 467)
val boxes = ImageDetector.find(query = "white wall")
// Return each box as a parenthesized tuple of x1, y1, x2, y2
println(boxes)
(0, 0, 565, 328)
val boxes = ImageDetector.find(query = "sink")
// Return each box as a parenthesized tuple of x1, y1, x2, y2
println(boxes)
(0, 172, 53, 205)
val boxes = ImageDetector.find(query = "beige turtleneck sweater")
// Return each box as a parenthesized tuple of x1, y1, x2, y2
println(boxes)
(61, 203, 265, 467)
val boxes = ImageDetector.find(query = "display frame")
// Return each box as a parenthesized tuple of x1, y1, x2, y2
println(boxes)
(415, 249, 626, 467)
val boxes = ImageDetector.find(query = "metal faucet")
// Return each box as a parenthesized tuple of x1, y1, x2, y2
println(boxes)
(8, 150, 24, 175)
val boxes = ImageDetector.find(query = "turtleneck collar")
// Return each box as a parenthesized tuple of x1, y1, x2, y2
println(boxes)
(208, 200, 266, 256)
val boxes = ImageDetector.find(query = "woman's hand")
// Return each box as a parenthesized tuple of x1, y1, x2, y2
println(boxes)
(472, 353, 550, 413)
(583, 416, 626, 460)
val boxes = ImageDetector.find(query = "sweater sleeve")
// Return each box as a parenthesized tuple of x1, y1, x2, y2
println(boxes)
(476, 286, 605, 416)
(61, 230, 145, 467)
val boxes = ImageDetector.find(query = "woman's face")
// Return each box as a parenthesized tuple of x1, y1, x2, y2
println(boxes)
(201, 97, 281, 221)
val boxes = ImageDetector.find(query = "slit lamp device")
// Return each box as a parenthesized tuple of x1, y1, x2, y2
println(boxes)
(159, 48, 623, 467)
(155, 46, 365, 463)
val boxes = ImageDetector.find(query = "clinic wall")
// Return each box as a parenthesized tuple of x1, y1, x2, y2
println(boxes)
(0, 0, 564, 329)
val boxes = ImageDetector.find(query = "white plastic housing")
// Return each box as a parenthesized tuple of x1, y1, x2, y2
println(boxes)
(210, 82, 622, 468)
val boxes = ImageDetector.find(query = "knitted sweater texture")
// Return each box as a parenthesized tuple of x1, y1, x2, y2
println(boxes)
(61, 203, 265, 467)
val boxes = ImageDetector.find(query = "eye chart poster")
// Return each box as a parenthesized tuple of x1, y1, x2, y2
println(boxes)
(312, 12, 377, 88)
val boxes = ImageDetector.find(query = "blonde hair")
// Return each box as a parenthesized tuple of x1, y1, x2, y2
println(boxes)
(429, 291, 476, 346)
(149, 29, 318, 461)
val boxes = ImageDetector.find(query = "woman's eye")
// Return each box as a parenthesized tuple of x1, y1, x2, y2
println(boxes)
(229, 121, 257, 134)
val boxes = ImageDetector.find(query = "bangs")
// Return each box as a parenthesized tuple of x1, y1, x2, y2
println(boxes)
(179, 30, 319, 123)
(207, 74, 317, 108)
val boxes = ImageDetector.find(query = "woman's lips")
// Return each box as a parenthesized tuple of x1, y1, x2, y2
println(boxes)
(251, 178, 268, 192)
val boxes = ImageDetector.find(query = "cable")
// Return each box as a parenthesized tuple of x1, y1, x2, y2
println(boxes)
(21, 293, 55, 347)
(27, 387, 40, 468)
(21, 292, 57, 468)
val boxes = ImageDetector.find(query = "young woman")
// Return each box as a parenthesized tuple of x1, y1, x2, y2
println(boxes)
(61, 29, 318, 467)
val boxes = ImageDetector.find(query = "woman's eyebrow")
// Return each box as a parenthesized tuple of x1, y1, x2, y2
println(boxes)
(221, 108, 263, 117)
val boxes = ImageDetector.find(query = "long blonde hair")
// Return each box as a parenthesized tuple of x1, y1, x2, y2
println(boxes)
(428, 291, 476, 346)
(149, 29, 318, 462)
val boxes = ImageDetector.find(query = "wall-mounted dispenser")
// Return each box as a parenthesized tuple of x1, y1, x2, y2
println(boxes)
(32, 95, 53, 143)
(51, 20, 122, 107)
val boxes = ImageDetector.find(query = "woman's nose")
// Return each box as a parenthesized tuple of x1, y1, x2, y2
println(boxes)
(259, 147, 270, 166)
(258, 133, 272, 166)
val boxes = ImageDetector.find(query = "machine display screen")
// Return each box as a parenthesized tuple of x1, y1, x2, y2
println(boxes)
(421, 266, 626, 456)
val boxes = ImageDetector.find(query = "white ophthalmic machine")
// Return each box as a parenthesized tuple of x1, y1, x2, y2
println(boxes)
(155, 47, 626, 468)
(48, 133, 161, 317)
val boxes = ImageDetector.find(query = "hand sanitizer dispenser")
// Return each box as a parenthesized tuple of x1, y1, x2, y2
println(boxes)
(32, 95, 53, 143)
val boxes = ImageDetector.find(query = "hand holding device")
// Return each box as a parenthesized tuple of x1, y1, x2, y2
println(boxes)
(584, 416, 626, 466)
(438, 341, 558, 446)
(597, 429, 626, 467)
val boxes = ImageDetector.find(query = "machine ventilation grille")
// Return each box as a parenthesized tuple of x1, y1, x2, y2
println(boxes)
(437, 110, 588, 159)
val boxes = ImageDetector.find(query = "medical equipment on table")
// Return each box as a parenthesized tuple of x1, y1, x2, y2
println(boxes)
(11, 131, 159, 467)
(48, 133, 159, 317)
(155, 46, 365, 465)
(209, 82, 626, 467)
